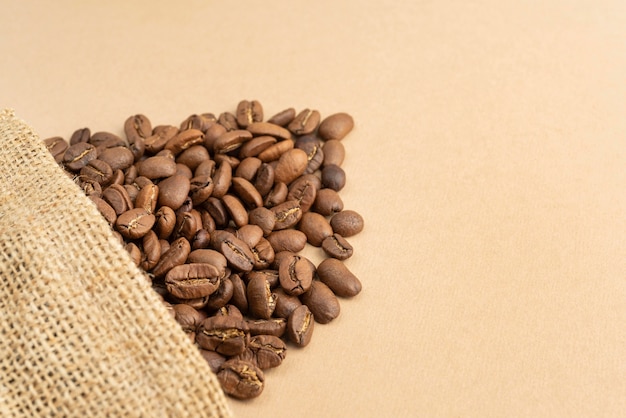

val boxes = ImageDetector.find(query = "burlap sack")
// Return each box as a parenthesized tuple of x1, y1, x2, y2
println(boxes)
(0, 109, 232, 417)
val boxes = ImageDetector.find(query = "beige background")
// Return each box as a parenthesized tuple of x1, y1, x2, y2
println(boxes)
(2, 0, 626, 417)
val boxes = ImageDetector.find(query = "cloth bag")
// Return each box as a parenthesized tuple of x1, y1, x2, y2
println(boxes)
(0, 109, 232, 417)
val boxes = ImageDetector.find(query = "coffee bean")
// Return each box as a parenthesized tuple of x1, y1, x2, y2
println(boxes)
(217, 360, 264, 399)
(203, 123, 227, 152)
(321, 164, 346, 191)
(191, 228, 211, 250)
(273, 287, 303, 319)
(266, 230, 307, 253)
(173, 303, 207, 340)
(205, 276, 234, 311)
(222, 194, 249, 228)
(251, 238, 275, 270)
(271, 200, 302, 230)
(151, 237, 191, 279)
(124, 114, 152, 144)
(298, 212, 333, 247)
(247, 122, 291, 141)
(236, 334, 286, 369)
(154, 205, 176, 240)
(257, 138, 294, 162)
(218, 232, 255, 272)
(244, 318, 287, 338)
(263, 181, 288, 207)
(278, 254, 314, 296)
(295, 135, 324, 174)
(63, 142, 98, 171)
(157, 174, 190, 210)
(80, 159, 113, 185)
(287, 305, 314, 347)
(236, 100, 263, 128)
(115, 208, 156, 240)
(273, 149, 308, 185)
(322, 139, 345, 167)
(234, 157, 262, 181)
(204, 197, 229, 228)
(97, 146, 135, 172)
(288, 109, 320, 135)
(125, 242, 142, 267)
(134, 183, 159, 214)
(253, 163, 275, 197)
(300, 280, 341, 324)
(316, 258, 362, 298)
(165, 128, 204, 155)
(140, 230, 161, 271)
(238, 136, 277, 159)
(44, 136, 69, 163)
(248, 207, 276, 236)
(188, 249, 228, 277)
(232, 177, 263, 209)
(102, 184, 133, 215)
(330, 209, 365, 237)
(211, 161, 232, 198)
(137, 156, 177, 179)
(69, 127, 90, 145)
(176, 145, 210, 171)
(89, 131, 124, 148)
(313, 188, 344, 216)
(318, 112, 354, 140)
(247, 274, 277, 319)
(145, 125, 178, 154)
(235, 225, 264, 249)
(197, 316, 248, 356)
(175, 163, 193, 179)
(229, 273, 249, 314)
(89, 196, 117, 225)
(266, 107, 295, 126)
(287, 174, 320, 213)
(321, 233, 354, 260)
(218, 112, 239, 132)
(199, 349, 227, 374)
(214, 130, 253, 154)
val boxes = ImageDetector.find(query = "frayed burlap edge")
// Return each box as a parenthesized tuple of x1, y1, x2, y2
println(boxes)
(0, 109, 232, 418)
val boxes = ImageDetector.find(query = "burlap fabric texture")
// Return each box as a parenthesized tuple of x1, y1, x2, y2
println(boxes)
(0, 109, 232, 417)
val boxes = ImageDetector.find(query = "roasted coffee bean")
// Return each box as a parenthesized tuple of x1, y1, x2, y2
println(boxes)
(173, 303, 207, 340)
(203, 122, 227, 152)
(63, 142, 98, 171)
(300, 280, 341, 324)
(157, 174, 190, 210)
(77, 176, 102, 198)
(218, 112, 239, 132)
(218, 232, 255, 272)
(271, 200, 302, 230)
(140, 230, 161, 271)
(267, 107, 296, 126)
(199, 349, 227, 374)
(247, 122, 291, 140)
(211, 161, 232, 198)
(321, 164, 346, 191)
(253, 163, 275, 197)
(213, 154, 240, 169)
(217, 360, 264, 399)
(159, 239, 170, 257)
(145, 125, 178, 154)
(248, 207, 276, 236)
(321, 233, 354, 260)
(89, 131, 123, 148)
(176, 145, 210, 171)
(266, 230, 307, 253)
(236, 334, 286, 370)
(175, 163, 193, 179)
(188, 249, 228, 277)
(187, 175, 213, 206)
(125, 242, 142, 266)
(316, 258, 362, 298)
(123, 184, 139, 204)
(263, 182, 288, 207)
(235, 157, 262, 181)
(110, 169, 125, 185)
(216, 304, 244, 320)
(124, 114, 152, 144)
(165, 128, 204, 155)
(231, 177, 263, 209)
(115, 208, 155, 240)
(154, 205, 176, 239)
(330, 209, 365, 237)
(214, 130, 253, 154)
(194, 159, 216, 178)
(257, 138, 294, 162)
(238, 136, 276, 159)
(124, 165, 138, 185)
(322, 139, 345, 167)
(288, 109, 320, 135)
(191, 228, 211, 250)
(247, 275, 277, 319)
(235, 225, 264, 249)
(313, 188, 344, 216)
(298, 212, 333, 247)
(197, 316, 248, 356)
(251, 238, 274, 270)
(89, 196, 117, 225)
(318, 112, 354, 140)
(273, 287, 303, 319)
(247, 269, 280, 288)
(229, 273, 249, 314)
(204, 197, 229, 228)
(97, 146, 135, 172)
(273, 149, 308, 185)
(69, 128, 90, 145)
(236, 100, 263, 128)
(244, 318, 286, 337)
(165, 263, 221, 299)
(278, 254, 314, 296)
(134, 183, 159, 214)
(137, 156, 177, 179)
(287, 174, 320, 213)
(174, 211, 199, 241)
(44, 136, 69, 163)
(180, 114, 212, 132)
(287, 305, 314, 347)
(222, 195, 248, 228)
(102, 183, 133, 215)
(295, 135, 324, 174)
(151, 237, 191, 279)
(205, 277, 234, 311)
(80, 159, 113, 185)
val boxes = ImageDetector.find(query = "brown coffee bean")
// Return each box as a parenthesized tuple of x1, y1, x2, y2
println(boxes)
(189, 175, 214, 205)
(124, 114, 152, 144)
(287, 305, 314, 347)
(321, 233, 354, 260)
(316, 258, 362, 298)
(211, 161, 232, 199)
(165, 263, 221, 300)
(234, 157, 262, 181)
(214, 130, 253, 154)
(134, 183, 159, 214)
(251, 238, 275, 270)
(236, 100, 263, 128)
(232, 177, 263, 209)
(204, 197, 229, 228)
(197, 316, 248, 356)
(244, 318, 286, 338)
(273, 149, 308, 185)
(89, 196, 117, 225)
(247, 274, 277, 319)
(63, 142, 98, 171)
(257, 139, 294, 162)
(217, 360, 264, 399)
(248, 207, 276, 236)
(253, 163, 275, 197)
(191, 228, 211, 250)
(194, 159, 216, 178)
(69, 128, 90, 145)
(77, 177, 102, 198)
(218, 232, 255, 272)
(110, 169, 125, 185)
(266, 230, 307, 253)
(273, 287, 302, 319)
(288, 109, 320, 135)
(44, 136, 69, 163)
(313, 188, 344, 216)
(157, 174, 190, 210)
(199, 349, 227, 374)
(247, 269, 279, 288)
(164, 129, 204, 156)
(322, 139, 345, 167)
(97, 146, 135, 172)
(295, 135, 324, 174)
(180, 114, 213, 132)
(176, 145, 209, 171)
(278, 254, 314, 296)
(271, 200, 302, 230)
(151, 237, 191, 278)
(173, 303, 207, 340)
(145, 125, 178, 154)
(318, 112, 354, 140)
(298, 212, 333, 247)
(102, 183, 133, 215)
(287, 174, 321, 213)
(229, 273, 249, 314)
(218, 112, 239, 132)
(321, 164, 346, 191)
(216, 304, 244, 320)
(115, 208, 156, 240)
(205, 277, 234, 311)
(246, 122, 291, 140)
(174, 211, 199, 241)
(125, 242, 142, 266)
(300, 280, 340, 324)
(80, 159, 113, 185)
(137, 156, 177, 179)
(140, 230, 161, 271)
(238, 136, 277, 159)
(154, 205, 176, 240)
(236, 334, 286, 370)
(235, 225, 264, 249)
(124, 165, 138, 185)
(203, 122, 227, 152)
(175, 163, 193, 179)
(330, 209, 365, 237)
(263, 182, 288, 207)
(89, 131, 124, 148)
(266, 108, 295, 126)
(222, 194, 249, 228)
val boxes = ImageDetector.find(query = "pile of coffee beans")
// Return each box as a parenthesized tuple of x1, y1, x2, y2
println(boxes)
(44, 101, 363, 400)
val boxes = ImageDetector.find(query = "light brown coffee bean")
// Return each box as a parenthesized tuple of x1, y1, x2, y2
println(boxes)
(176, 145, 209, 171)
(189, 175, 214, 205)
(236, 100, 263, 128)
(102, 183, 133, 215)
(313, 188, 344, 216)
(298, 212, 333, 247)
(288, 109, 320, 135)
(157, 174, 190, 210)
(222, 194, 249, 228)
(145, 125, 178, 154)
(234, 157, 262, 181)
(266, 108, 295, 126)
(316, 258, 362, 298)
(124, 114, 152, 144)
(248, 207, 276, 236)
(300, 280, 340, 324)
(140, 230, 161, 271)
(266, 230, 307, 253)
(188, 249, 228, 277)
(263, 182, 288, 207)
(232, 177, 263, 209)
(115, 208, 156, 240)
(211, 161, 232, 199)
(238, 135, 277, 159)
(165, 128, 204, 155)
(44, 136, 69, 163)
(137, 156, 177, 179)
(318, 112, 354, 140)
(218, 232, 255, 272)
(218, 112, 239, 132)
(278, 254, 314, 296)
(154, 205, 176, 240)
(273, 287, 302, 319)
(321, 233, 354, 260)
(287, 305, 314, 347)
(271, 200, 302, 230)
(330, 209, 365, 237)
(257, 139, 294, 162)
(80, 159, 113, 185)
(69, 128, 90, 145)
(287, 174, 320, 213)
(273, 149, 308, 185)
(89, 196, 117, 225)
(134, 183, 159, 214)
(322, 139, 345, 167)
(214, 130, 253, 154)
(97, 146, 135, 172)
(203, 122, 227, 152)
(247, 122, 291, 140)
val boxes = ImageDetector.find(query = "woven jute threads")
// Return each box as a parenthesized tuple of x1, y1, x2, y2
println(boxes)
(0, 109, 232, 417)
